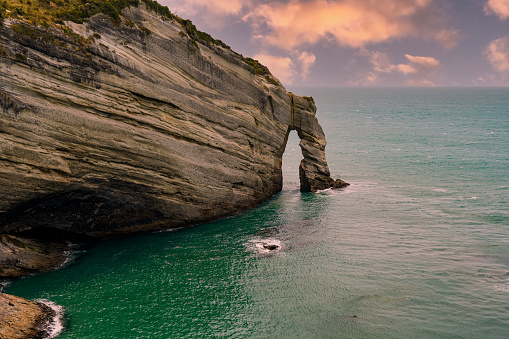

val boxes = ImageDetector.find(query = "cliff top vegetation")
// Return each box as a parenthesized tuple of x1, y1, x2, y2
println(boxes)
(0, 0, 272, 76)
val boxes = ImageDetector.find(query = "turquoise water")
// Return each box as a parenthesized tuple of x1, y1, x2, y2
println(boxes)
(6, 87, 509, 338)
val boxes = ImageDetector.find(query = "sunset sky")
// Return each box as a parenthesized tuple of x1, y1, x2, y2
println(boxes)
(159, 0, 509, 87)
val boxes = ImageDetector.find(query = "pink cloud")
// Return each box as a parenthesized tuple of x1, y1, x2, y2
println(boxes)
(484, 0, 509, 20)
(404, 54, 440, 68)
(244, 0, 453, 50)
(254, 53, 296, 84)
(434, 29, 459, 50)
(254, 51, 317, 83)
(159, 0, 249, 27)
(369, 52, 440, 85)
(297, 51, 316, 80)
(485, 37, 509, 72)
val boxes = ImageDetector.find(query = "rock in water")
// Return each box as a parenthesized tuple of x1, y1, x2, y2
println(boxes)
(0, 3, 347, 241)
(263, 243, 279, 251)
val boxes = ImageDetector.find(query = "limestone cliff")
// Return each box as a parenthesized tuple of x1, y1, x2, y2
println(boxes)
(0, 3, 347, 243)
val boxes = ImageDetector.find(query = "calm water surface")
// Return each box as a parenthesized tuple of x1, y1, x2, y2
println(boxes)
(6, 87, 509, 338)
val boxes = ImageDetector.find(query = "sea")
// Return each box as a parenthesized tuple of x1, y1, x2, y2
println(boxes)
(4, 87, 509, 338)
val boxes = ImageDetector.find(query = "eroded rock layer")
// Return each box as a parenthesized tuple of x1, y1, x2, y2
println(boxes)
(0, 4, 345, 241)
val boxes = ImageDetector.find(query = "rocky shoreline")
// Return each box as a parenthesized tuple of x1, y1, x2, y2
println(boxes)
(0, 293, 56, 339)
(0, 234, 70, 338)
(0, 234, 72, 280)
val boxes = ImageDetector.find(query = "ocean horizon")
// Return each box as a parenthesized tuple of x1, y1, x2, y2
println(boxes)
(6, 86, 509, 338)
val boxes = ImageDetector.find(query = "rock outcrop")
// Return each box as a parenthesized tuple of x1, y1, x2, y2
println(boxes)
(0, 234, 70, 278)
(0, 4, 346, 242)
(0, 293, 55, 339)
(289, 94, 349, 192)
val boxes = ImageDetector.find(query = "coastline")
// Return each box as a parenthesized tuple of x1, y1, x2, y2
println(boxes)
(0, 293, 57, 339)
(35, 300, 64, 339)
(0, 236, 71, 339)
(0, 234, 71, 279)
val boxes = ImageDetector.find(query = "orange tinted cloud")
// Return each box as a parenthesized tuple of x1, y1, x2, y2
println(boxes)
(254, 51, 317, 83)
(254, 53, 295, 83)
(244, 0, 452, 50)
(404, 54, 440, 68)
(369, 52, 440, 85)
(485, 37, 509, 72)
(484, 0, 509, 20)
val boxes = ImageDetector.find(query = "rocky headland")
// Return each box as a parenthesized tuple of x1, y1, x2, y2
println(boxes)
(0, 1, 347, 336)
(0, 293, 56, 339)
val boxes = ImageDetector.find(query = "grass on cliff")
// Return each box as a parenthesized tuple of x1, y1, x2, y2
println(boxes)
(0, 0, 178, 26)
(1, 0, 273, 78)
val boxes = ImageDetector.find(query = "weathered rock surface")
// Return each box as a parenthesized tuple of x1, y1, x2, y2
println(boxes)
(289, 94, 349, 192)
(0, 234, 70, 279)
(0, 4, 346, 242)
(0, 293, 55, 339)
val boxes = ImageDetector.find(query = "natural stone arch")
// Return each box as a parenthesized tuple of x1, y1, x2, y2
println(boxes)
(284, 94, 349, 192)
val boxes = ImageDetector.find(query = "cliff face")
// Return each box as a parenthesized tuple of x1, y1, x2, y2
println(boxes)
(0, 4, 346, 241)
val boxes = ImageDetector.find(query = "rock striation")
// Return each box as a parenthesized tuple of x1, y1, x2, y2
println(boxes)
(0, 3, 349, 336)
(0, 4, 347, 243)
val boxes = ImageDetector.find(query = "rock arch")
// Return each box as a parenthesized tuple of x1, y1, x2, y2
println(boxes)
(285, 94, 349, 192)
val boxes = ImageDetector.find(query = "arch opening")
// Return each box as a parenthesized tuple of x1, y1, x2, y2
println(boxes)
(281, 128, 301, 191)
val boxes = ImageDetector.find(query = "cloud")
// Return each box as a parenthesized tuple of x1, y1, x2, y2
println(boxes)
(370, 51, 419, 74)
(407, 79, 436, 86)
(254, 51, 317, 84)
(244, 0, 454, 50)
(159, 0, 249, 27)
(368, 52, 440, 85)
(348, 72, 379, 86)
(484, 0, 509, 20)
(297, 51, 316, 79)
(434, 29, 459, 50)
(254, 53, 296, 84)
(404, 54, 440, 67)
(485, 37, 509, 72)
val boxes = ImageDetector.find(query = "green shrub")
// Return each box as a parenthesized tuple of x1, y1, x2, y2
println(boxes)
(141, 0, 172, 19)
(265, 75, 279, 86)
(244, 57, 270, 76)
(0, 7, 5, 26)
(138, 24, 151, 35)
(214, 39, 231, 50)
(15, 52, 26, 62)
(56, 0, 140, 24)
(11, 23, 57, 43)
(0, 44, 8, 57)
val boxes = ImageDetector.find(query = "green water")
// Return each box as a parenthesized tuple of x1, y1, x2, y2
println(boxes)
(5, 87, 509, 338)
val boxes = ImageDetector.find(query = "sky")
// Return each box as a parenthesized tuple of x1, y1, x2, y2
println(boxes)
(159, 0, 509, 87)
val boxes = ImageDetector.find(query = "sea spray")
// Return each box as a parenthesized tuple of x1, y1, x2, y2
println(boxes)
(36, 300, 64, 339)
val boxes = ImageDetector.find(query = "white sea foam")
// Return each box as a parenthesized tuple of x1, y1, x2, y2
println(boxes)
(246, 238, 282, 255)
(488, 273, 509, 293)
(35, 299, 64, 339)
(0, 280, 11, 292)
